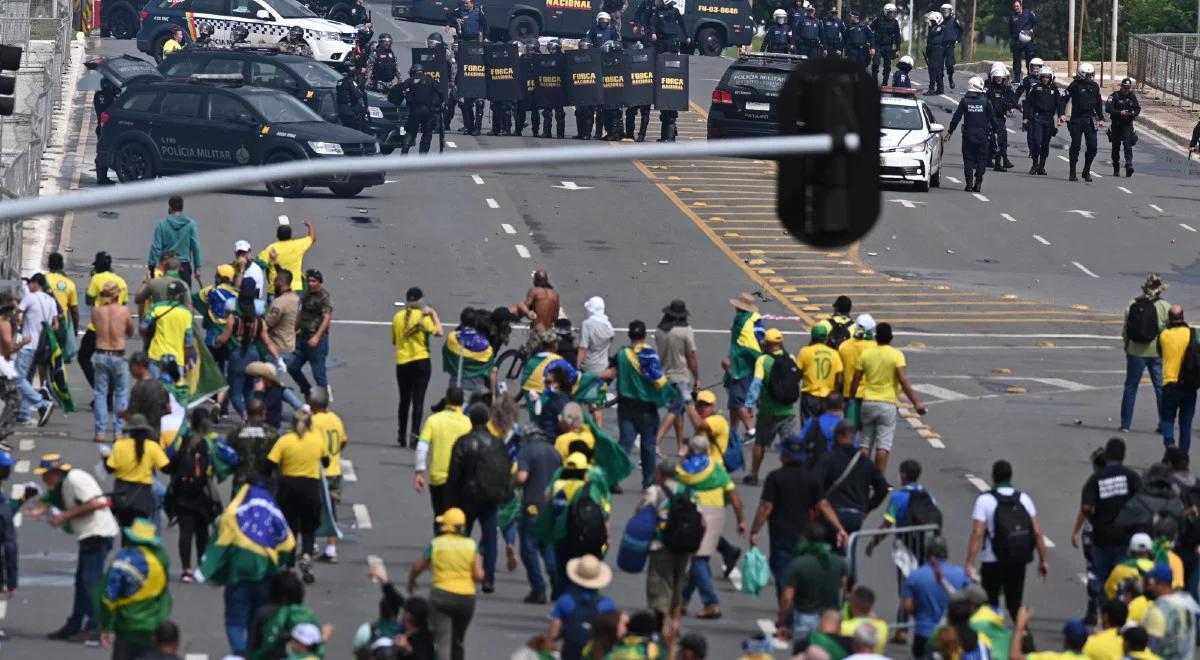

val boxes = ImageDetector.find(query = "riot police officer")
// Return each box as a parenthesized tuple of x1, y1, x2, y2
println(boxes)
(351, 23, 375, 81)
(194, 24, 215, 47)
(231, 24, 250, 46)
(349, 0, 370, 27)
(763, 9, 792, 53)
(573, 39, 599, 139)
(631, 0, 656, 44)
(939, 4, 960, 89)
(623, 41, 651, 141)
(947, 76, 1001, 192)
(365, 33, 399, 91)
(514, 39, 541, 137)
(336, 67, 369, 133)
(94, 78, 119, 184)
(488, 42, 523, 136)
(391, 64, 445, 154)
(791, 2, 822, 59)
(599, 40, 624, 141)
(650, 0, 688, 53)
(870, 3, 902, 85)
(1059, 62, 1105, 182)
(923, 12, 944, 96)
(842, 11, 873, 67)
(1022, 67, 1060, 175)
(541, 39, 567, 138)
(891, 54, 913, 87)
(1009, 0, 1038, 81)
(586, 12, 619, 46)
(282, 25, 312, 57)
(429, 32, 458, 129)
(1106, 77, 1141, 177)
(449, 0, 488, 42)
(985, 63, 1016, 171)
(1013, 56, 1042, 155)
(820, 7, 845, 57)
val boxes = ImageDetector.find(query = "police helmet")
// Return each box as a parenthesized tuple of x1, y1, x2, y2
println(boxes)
(967, 76, 985, 93)
(356, 23, 374, 42)
(773, 8, 787, 22)
(200, 23, 214, 36)
(804, 1, 815, 12)
(547, 39, 562, 53)
(410, 63, 424, 76)
(525, 39, 540, 53)
(231, 25, 250, 42)
(579, 38, 593, 49)
(379, 32, 393, 47)
(288, 25, 304, 40)
(848, 9, 861, 20)
(1078, 62, 1095, 79)
(600, 39, 621, 52)
(427, 31, 444, 46)
(940, 3, 952, 15)
(898, 55, 914, 68)
(597, 10, 611, 24)
(926, 11, 943, 25)
(1038, 67, 1054, 81)
(882, 2, 897, 15)
(989, 62, 1007, 78)
(1121, 76, 1134, 88)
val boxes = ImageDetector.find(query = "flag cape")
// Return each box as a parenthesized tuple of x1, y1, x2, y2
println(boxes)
(521, 352, 574, 394)
(727, 310, 763, 379)
(615, 345, 676, 407)
(675, 455, 732, 493)
(571, 371, 607, 406)
(586, 414, 633, 485)
(43, 320, 75, 412)
(314, 468, 343, 540)
(184, 341, 228, 409)
(199, 483, 295, 585)
(95, 544, 172, 644)
(532, 466, 611, 545)
(441, 329, 495, 379)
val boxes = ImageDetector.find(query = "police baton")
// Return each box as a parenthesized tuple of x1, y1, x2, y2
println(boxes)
(438, 105, 446, 153)
(1186, 149, 1194, 176)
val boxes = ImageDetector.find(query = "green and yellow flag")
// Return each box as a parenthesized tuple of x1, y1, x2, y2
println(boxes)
(199, 483, 295, 585)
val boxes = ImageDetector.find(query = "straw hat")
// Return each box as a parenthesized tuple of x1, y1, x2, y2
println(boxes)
(729, 292, 758, 313)
(566, 554, 612, 590)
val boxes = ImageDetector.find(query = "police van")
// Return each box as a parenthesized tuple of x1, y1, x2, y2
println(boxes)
(136, 0, 357, 64)
(391, 0, 752, 55)
(96, 75, 384, 197)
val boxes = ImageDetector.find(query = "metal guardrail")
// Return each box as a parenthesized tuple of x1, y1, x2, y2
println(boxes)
(845, 523, 941, 633)
(1128, 33, 1200, 109)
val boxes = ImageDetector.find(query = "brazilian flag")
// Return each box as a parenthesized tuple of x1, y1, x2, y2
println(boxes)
(441, 329, 495, 380)
(43, 321, 75, 413)
(184, 342, 228, 409)
(200, 483, 296, 585)
(586, 414, 633, 485)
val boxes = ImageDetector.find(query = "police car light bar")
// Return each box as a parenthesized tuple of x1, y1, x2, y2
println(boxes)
(189, 73, 245, 83)
(741, 52, 808, 61)
(0, 134, 859, 222)
(879, 86, 916, 96)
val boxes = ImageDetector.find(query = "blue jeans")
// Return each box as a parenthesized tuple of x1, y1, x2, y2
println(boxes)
(793, 610, 820, 646)
(225, 346, 257, 417)
(683, 555, 719, 608)
(1161, 383, 1197, 452)
(287, 334, 328, 396)
(618, 401, 659, 488)
(1121, 354, 1163, 430)
(14, 346, 46, 421)
(467, 505, 498, 584)
(67, 535, 113, 632)
(1092, 544, 1126, 604)
(770, 536, 796, 603)
(519, 509, 556, 595)
(91, 352, 128, 436)
(223, 579, 269, 656)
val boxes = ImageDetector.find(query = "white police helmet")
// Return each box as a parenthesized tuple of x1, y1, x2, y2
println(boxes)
(899, 55, 914, 67)
(773, 8, 787, 21)
(926, 11, 943, 24)
(968, 76, 985, 93)
(1078, 62, 1095, 78)
(990, 62, 1007, 78)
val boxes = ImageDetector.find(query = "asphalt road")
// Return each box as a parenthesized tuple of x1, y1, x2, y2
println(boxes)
(4, 14, 1197, 659)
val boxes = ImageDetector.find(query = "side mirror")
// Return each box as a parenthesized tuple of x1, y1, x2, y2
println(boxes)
(929, 122, 945, 133)
(256, 8, 272, 20)
(236, 113, 258, 125)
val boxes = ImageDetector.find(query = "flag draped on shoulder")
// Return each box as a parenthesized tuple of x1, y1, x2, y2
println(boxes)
(442, 327, 495, 379)
(199, 483, 295, 585)
(726, 310, 764, 380)
(43, 320, 75, 413)
(615, 343, 677, 407)
(676, 454, 732, 493)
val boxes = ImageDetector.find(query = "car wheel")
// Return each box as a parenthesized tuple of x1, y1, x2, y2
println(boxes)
(107, 4, 139, 39)
(696, 27, 724, 56)
(508, 14, 539, 41)
(380, 144, 395, 155)
(329, 184, 364, 197)
(113, 141, 156, 182)
(264, 152, 306, 197)
(930, 166, 941, 188)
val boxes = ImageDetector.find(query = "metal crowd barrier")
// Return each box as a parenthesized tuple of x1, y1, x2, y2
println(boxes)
(845, 523, 942, 632)
(1128, 33, 1200, 109)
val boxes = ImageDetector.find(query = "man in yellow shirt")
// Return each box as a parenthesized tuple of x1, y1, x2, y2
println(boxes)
(139, 281, 194, 383)
(1158, 305, 1196, 451)
(797, 323, 844, 424)
(259, 220, 316, 293)
(849, 322, 926, 472)
(838, 314, 877, 426)
(685, 390, 730, 464)
(81, 251, 128, 391)
(267, 411, 329, 577)
(415, 387, 472, 520)
(309, 388, 347, 564)
(840, 585, 889, 655)
(1082, 600, 1128, 660)
(46, 252, 80, 338)
(161, 26, 184, 57)
(391, 287, 443, 447)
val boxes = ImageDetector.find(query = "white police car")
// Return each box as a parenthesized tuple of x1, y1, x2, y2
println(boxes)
(878, 89, 945, 192)
(136, 0, 356, 64)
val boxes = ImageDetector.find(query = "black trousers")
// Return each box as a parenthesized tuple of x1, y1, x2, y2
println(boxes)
(872, 48, 896, 85)
(177, 511, 210, 569)
(575, 105, 596, 138)
(396, 358, 432, 443)
(78, 329, 96, 389)
(659, 109, 678, 141)
(460, 98, 484, 133)
(990, 122, 1009, 162)
(980, 560, 1027, 622)
(515, 99, 540, 135)
(403, 111, 437, 154)
(625, 105, 650, 139)
(541, 107, 566, 137)
(963, 133, 989, 183)
(1111, 121, 1135, 167)
(1011, 41, 1036, 81)
(1068, 119, 1098, 166)
(277, 476, 320, 561)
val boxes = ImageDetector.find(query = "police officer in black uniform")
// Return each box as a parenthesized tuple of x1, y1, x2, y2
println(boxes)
(448, 0, 488, 42)
(336, 66, 369, 132)
(599, 40, 624, 141)
(282, 25, 312, 57)
(820, 7, 844, 56)
(230, 24, 251, 46)
(573, 39, 599, 139)
(351, 23, 375, 83)
(650, 0, 688, 53)
(763, 9, 792, 53)
(194, 24, 215, 47)
(349, 0, 370, 27)
(365, 33, 399, 91)
(623, 41, 651, 141)
(541, 39, 567, 138)
(938, 4, 960, 89)
(1059, 62, 1105, 182)
(429, 32, 458, 129)
(94, 78, 119, 184)
(870, 3, 901, 85)
(843, 11, 873, 67)
(586, 11, 619, 45)
(891, 55, 913, 87)
(791, 2, 822, 59)
(1022, 66, 1060, 175)
(984, 63, 1016, 171)
(488, 42, 522, 136)
(1009, 0, 1038, 81)
(947, 76, 1001, 193)
(631, 0, 655, 44)
(514, 39, 541, 137)
(1012, 56, 1042, 157)
(391, 63, 446, 154)
(1106, 77, 1141, 177)
(923, 12, 944, 96)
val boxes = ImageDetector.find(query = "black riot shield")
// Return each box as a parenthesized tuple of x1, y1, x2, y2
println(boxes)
(600, 50, 629, 107)
(654, 52, 689, 111)
(484, 42, 521, 102)
(565, 49, 603, 106)
(412, 47, 450, 98)
(625, 50, 654, 107)
(532, 53, 566, 108)
(456, 42, 487, 99)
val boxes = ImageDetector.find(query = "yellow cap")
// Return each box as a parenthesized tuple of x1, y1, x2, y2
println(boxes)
(696, 390, 717, 405)
(435, 507, 467, 530)
(216, 264, 237, 280)
(565, 452, 589, 470)
(764, 328, 784, 344)
(34, 453, 70, 475)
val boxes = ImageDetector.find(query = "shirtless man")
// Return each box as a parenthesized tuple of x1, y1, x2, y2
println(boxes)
(515, 270, 561, 332)
(91, 281, 134, 442)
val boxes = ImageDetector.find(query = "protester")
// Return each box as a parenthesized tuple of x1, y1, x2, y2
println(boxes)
(817, 419, 888, 542)
(147, 196, 201, 286)
(901, 537, 969, 658)
(165, 408, 221, 582)
(1121, 274, 1170, 433)
(414, 387, 471, 518)
(288, 269, 333, 399)
(105, 413, 170, 531)
(743, 327, 797, 486)
(655, 299, 699, 451)
(392, 287, 443, 447)
(308, 387, 346, 564)
(90, 280, 133, 442)
(677, 435, 745, 620)
(777, 522, 849, 646)
(1072, 437, 1141, 607)
(515, 428, 561, 603)
(444, 402, 509, 592)
(849, 322, 926, 472)
(267, 409, 329, 580)
(97, 518, 173, 660)
(406, 507, 483, 660)
(546, 554, 616, 660)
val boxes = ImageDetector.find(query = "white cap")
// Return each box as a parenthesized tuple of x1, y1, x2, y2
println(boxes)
(371, 637, 396, 650)
(234, 240, 252, 253)
(1130, 532, 1153, 552)
(856, 313, 876, 332)
(291, 623, 322, 647)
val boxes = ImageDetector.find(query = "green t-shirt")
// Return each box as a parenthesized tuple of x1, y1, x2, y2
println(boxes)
(784, 545, 847, 613)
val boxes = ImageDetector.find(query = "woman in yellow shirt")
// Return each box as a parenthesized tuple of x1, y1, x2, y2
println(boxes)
(407, 507, 483, 660)
(267, 410, 328, 579)
(105, 413, 170, 535)
(392, 287, 443, 447)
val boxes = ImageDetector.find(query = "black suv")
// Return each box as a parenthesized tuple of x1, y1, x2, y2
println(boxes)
(97, 77, 384, 197)
(158, 48, 407, 152)
(706, 52, 800, 139)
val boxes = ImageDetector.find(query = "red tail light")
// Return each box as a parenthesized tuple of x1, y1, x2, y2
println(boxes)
(711, 89, 733, 104)
(99, 111, 110, 126)
(140, 9, 149, 20)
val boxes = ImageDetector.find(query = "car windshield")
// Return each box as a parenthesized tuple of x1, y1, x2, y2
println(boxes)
(289, 60, 341, 88)
(243, 91, 325, 123)
(261, 0, 316, 18)
(726, 69, 787, 98)
(881, 104, 924, 130)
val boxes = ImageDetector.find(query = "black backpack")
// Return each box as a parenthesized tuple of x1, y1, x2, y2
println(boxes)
(766, 352, 801, 405)
(1181, 329, 1200, 390)
(566, 493, 608, 558)
(661, 489, 704, 554)
(990, 490, 1035, 565)
(904, 489, 943, 529)
(801, 415, 831, 466)
(1125, 297, 1159, 344)
(827, 316, 853, 349)
(471, 437, 513, 505)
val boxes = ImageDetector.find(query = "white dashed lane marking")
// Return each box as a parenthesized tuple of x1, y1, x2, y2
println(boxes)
(446, 141, 457, 148)
(1032, 234, 1051, 245)
(940, 94, 956, 103)
(1006, 128, 1016, 134)
(14, 460, 28, 474)
(471, 174, 484, 185)
(18, 438, 33, 451)
(1181, 223, 1197, 233)
(965, 474, 992, 492)
(184, 655, 207, 660)
(912, 383, 970, 401)
(972, 193, 989, 202)
(340, 459, 357, 482)
(273, 196, 284, 203)
(354, 503, 374, 530)
(10, 484, 21, 499)
(501, 223, 516, 234)
(1001, 213, 1017, 223)
(0, 600, 7, 620)
(1072, 261, 1100, 278)
(515, 244, 531, 259)
(1151, 204, 1164, 213)
(1058, 155, 1070, 162)
(277, 215, 289, 225)
(486, 198, 499, 209)
(947, 176, 960, 184)
(1118, 186, 1132, 194)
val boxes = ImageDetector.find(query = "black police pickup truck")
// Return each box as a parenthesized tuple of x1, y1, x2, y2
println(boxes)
(706, 52, 799, 138)
(97, 76, 384, 197)
(391, 0, 752, 55)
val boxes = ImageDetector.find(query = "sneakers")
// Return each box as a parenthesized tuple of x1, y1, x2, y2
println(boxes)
(722, 547, 742, 578)
(481, 581, 495, 593)
(68, 629, 100, 644)
(298, 554, 314, 584)
(46, 626, 78, 641)
(742, 429, 756, 445)
(38, 399, 55, 427)
(741, 474, 759, 486)
(523, 591, 548, 604)
(696, 606, 722, 620)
